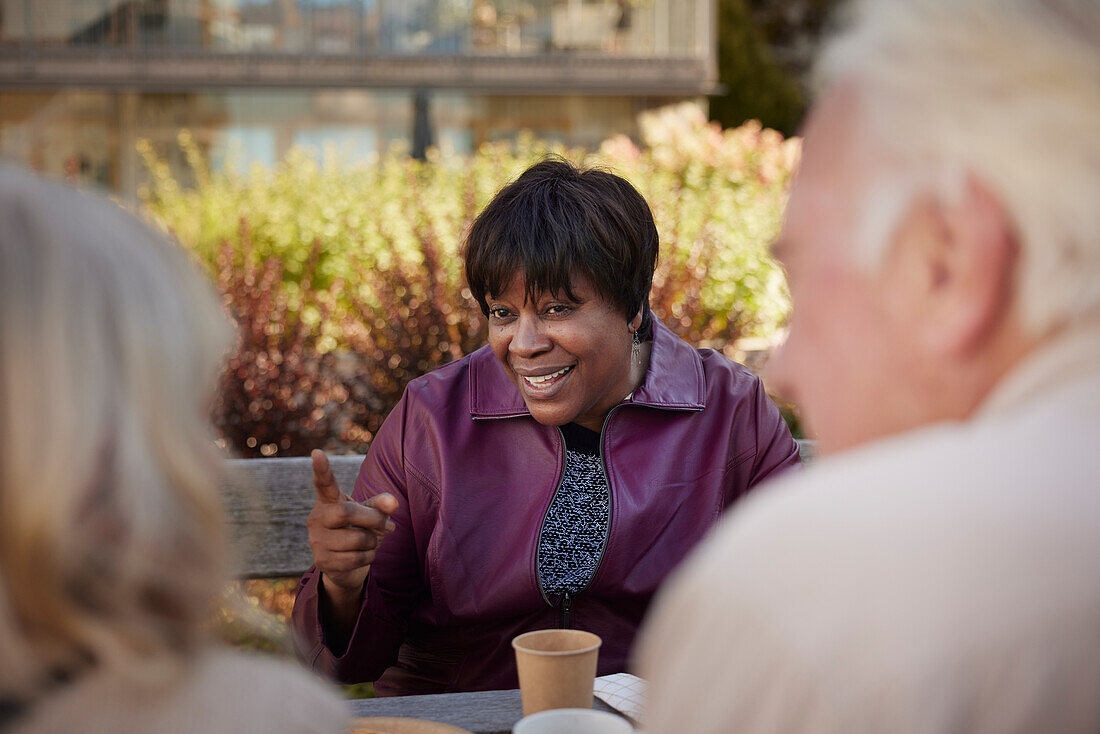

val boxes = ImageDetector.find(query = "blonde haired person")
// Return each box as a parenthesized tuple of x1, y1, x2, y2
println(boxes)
(0, 166, 347, 734)
(639, 0, 1100, 732)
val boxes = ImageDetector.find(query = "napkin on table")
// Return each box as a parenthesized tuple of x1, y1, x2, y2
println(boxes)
(594, 673, 647, 726)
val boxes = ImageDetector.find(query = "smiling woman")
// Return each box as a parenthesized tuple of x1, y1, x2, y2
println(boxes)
(469, 159, 657, 431)
(291, 159, 801, 696)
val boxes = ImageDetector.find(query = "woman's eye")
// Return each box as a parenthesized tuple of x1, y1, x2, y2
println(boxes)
(488, 307, 511, 320)
(546, 304, 572, 316)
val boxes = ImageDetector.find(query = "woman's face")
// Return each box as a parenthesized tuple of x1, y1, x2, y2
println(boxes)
(486, 272, 642, 432)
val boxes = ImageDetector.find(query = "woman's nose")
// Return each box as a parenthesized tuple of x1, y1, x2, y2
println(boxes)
(509, 314, 552, 358)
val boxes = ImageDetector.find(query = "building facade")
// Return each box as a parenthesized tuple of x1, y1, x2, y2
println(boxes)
(0, 1, 716, 197)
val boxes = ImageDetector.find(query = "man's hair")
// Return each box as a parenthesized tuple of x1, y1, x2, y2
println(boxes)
(464, 158, 659, 321)
(0, 167, 233, 695)
(818, 0, 1100, 333)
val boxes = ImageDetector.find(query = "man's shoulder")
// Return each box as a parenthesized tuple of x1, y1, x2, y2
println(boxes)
(681, 405, 1100, 629)
(743, 384, 1098, 520)
(642, 394, 1100, 734)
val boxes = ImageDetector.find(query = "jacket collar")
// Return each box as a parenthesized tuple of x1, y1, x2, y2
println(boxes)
(469, 318, 706, 419)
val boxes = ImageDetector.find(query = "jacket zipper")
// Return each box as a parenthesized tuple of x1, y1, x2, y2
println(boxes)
(572, 404, 621, 600)
(536, 408, 621, 629)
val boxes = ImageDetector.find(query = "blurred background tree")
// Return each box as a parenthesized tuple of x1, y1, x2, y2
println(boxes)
(711, 0, 842, 135)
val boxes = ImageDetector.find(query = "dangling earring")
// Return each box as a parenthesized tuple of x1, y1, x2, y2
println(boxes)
(631, 328, 641, 365)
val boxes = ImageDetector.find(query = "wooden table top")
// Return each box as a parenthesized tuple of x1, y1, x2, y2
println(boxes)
(348, 689, 621, 734)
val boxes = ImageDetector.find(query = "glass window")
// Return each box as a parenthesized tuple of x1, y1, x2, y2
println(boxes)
(1, 88, 694, 199)
(1, 0, 136, 45)
(210, 126, 278, 170)
(302, 0, 378, 53)
(294, 127, 379, 163)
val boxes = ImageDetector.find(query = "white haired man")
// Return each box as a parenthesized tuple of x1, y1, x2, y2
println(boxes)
(637, 0, 1100, 732)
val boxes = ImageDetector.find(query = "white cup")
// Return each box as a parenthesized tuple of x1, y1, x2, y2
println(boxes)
(512, 708, 633, 734)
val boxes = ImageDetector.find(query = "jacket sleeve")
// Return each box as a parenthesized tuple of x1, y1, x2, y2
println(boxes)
(291, 389, 424, 684)
(746, 373, 801, 488)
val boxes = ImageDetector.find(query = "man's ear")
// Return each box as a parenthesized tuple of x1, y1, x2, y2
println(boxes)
(883, 175, 1018, 358)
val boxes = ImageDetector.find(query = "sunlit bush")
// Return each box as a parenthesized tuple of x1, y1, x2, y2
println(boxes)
(139, 105, 799, 455)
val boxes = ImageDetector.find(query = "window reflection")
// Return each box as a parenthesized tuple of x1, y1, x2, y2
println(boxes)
(0, 88, 680, 197)
(293, 128, 378, 163)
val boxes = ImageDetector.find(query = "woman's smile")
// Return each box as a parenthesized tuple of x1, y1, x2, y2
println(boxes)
(518, 364, 576, 393)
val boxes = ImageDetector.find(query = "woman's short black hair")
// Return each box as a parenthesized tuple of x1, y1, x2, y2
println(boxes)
(464, 158, 658, 322)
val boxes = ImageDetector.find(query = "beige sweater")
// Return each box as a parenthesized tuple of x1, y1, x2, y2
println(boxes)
(639, 322, 1100, 734)
(12, 648, 348, 734)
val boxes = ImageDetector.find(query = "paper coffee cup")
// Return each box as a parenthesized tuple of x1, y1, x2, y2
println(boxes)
(512, 630, 602, 716)
(513, 708, 633, 734)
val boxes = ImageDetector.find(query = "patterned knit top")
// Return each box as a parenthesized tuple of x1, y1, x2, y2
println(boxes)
(537, 422, 611, 598)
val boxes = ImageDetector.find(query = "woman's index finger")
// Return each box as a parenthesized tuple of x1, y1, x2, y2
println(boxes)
(311, 449, 344, 504)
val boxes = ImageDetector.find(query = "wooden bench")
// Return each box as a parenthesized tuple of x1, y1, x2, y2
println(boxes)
(223, 440, 815, 579)
(223, 454, 364, 579)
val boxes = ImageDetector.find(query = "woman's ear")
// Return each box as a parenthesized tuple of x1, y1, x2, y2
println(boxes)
(630, 307, 644, 332)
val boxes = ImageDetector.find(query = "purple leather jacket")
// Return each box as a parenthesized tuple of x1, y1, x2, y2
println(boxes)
(292, 319, 799, 695)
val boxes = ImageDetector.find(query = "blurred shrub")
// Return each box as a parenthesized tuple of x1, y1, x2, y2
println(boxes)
(212, 230, 385, 457)
(343, 230, 486, 427)
(140, 107, 799, 455)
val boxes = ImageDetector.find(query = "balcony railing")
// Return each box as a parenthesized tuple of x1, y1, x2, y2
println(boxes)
(0, 0, 713, 60)
(0, 44, 717, 94)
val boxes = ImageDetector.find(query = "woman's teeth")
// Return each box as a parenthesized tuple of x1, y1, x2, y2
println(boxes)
(523, 366, 572, 385)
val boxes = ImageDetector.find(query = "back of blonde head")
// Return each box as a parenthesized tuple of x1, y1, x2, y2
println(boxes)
(817, 0, 1100, 334)
(0, 167, 232, 698)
